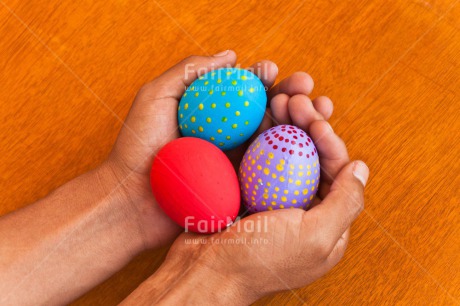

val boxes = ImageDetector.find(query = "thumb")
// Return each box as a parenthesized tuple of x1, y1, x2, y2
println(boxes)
(138, 50, 237, 102)
(308, 160, 369, 248)
(120, 51, 237, 148)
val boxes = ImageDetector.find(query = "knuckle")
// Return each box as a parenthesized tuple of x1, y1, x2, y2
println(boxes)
(139, 82, 153, 94)
(137, 81, 161, 101)
(331, 241, 347, 263)
(307, 229, 332, 257)
(136, 83, 152, 100)
(313, 240, 332, 258)
(337, 136, 347, 150)
(349, 189, 364, 215)
(182, 55, 200, 64)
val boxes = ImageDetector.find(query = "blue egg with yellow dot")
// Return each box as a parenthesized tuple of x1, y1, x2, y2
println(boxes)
(178, 68, 267, 150)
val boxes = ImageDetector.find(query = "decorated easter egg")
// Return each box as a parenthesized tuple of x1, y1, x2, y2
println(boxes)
(150, 137, 240, 233)
(178, 68, 267, 150)
(239, 125, 320, 212)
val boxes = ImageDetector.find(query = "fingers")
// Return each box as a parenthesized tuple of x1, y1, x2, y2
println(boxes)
(288, 95, 325, 130)
(270, 94, 291, 125)
(270, 94, 334, 130)
(247, 60, 278, 89)
(120, 52, 237, 152)
(325, 228, 350, 267)
(309, 120, 349, 199)
(260, 71, 333, 136)
(308, 161, 368, 249)
(312, 96, 333, 120)
(309, 227, 350, 277)
(140, 51, 238, 100)
(267, 72, 332, 131)
(267, 72, 314, 101)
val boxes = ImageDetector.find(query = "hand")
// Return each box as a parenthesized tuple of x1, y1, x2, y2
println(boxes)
(120, 83, 369, 304)
(159, 132, 369, 304)
(104, 50, 281, 249)
(104, 50, 343, 251)
(121, 140, 369, 305)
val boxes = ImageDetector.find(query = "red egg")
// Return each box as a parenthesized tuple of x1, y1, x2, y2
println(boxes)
(150, 137, 240, 233)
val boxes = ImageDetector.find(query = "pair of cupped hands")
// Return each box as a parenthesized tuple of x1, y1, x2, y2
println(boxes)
(107, 50, 369, 303)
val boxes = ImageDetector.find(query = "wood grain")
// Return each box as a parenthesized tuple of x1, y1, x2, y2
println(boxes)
(1, 0, 459, 304)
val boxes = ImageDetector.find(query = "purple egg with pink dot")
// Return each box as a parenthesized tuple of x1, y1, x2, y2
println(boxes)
(239, 125, 320, 212)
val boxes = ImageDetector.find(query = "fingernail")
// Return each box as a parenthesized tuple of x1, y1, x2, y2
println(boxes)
(326, 121, 333, 133)
(213, 50, 229, 57)
(353, 161, 369, 187)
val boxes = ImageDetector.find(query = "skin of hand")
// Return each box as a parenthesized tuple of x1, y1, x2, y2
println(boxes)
(122, 160, 368, 305)
(106, 50, 339, 250)
(120, 53, 370, 305)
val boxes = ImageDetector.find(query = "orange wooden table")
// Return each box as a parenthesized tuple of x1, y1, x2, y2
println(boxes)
(1, 0, 459, 304)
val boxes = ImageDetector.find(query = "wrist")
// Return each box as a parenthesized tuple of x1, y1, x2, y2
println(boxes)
(122, 235, 257, 305)
(97, 156, 135, 206)
(93, 160, 147, 254)
(101, 153, 183, 250)
(161, 244, 251, 305)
